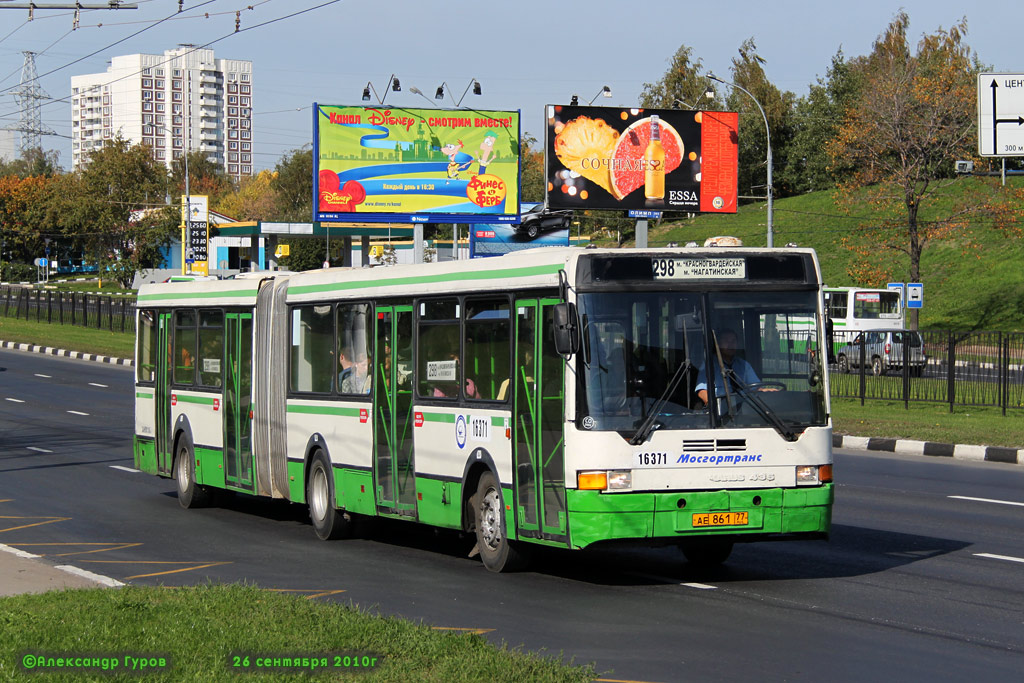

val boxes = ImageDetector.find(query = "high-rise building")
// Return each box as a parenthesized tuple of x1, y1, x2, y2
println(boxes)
(70, 46, 253, 179)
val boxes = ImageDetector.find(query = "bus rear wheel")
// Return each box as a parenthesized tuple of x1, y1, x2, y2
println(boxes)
(473, 471, 529, 572)
(175, 439, 210, 509)
(307, 452, 354, 540)
(681, 538, 733, 567)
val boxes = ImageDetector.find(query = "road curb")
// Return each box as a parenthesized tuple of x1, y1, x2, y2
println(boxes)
(0, 543, 125, 595)
(833, 434, 1023, 465)
(0, 340, 133, 367)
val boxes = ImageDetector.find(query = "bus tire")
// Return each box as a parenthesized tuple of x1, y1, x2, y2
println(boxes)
(307, 452, 352, 541)
(681, 538, 733, 567)
(175, 438, 210, 509)
(473, 471, 529, 572)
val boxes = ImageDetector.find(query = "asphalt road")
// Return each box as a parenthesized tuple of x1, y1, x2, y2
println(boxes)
(2, 349, 1023, 682)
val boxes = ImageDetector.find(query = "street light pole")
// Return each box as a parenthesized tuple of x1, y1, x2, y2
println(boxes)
(707, 73, 773, 248)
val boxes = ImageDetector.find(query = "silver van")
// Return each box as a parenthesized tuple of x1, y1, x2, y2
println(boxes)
(836, 330, 927, 376)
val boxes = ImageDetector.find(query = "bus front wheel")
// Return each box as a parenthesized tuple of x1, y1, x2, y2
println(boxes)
(473, 471, 529, 572)
(175, 438, 210, 509)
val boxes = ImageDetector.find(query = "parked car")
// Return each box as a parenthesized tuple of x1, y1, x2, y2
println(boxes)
(836, 330, 927, 376)
(516, 204, 572, 239)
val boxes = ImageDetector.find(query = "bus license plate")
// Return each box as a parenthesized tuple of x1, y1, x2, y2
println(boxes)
(692, 512, 749, 528)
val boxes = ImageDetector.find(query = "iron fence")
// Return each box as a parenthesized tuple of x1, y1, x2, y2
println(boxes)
(829, 328, 1024, 414)
(1, 285, 137, 334)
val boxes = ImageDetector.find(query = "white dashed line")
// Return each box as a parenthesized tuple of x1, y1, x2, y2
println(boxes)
(681, 582, 718, 590)
(26, 447, 52, 453)
(88, 382, 108, 388)
(5, 398, 25, 403)
(975, 553, 1024, 565)
(109, 466, 140, 473)
(949, 495, 1024, 508)
(34, 374, 51, 379)
(67, 410, 90, 416)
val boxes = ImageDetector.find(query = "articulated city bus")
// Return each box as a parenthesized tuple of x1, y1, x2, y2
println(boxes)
(133, 247, 833, 572)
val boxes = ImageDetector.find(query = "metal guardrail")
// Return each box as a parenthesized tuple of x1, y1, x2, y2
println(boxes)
(1, 285, 137, 334)
(828, 329, 1024, 414)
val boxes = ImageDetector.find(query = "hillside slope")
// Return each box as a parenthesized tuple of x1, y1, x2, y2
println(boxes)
(638, 177, 1024, 331)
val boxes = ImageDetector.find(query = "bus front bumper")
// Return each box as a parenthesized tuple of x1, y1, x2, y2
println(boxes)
(565, 484, 833, 550)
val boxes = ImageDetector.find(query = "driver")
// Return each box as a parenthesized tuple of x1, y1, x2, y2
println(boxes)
(695, 329, 766, 406)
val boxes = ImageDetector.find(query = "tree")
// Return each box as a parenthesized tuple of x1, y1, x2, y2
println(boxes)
(639, 44, 717, 110)
(519, 134, 545, 203)
(169, 151, 234, 208)
(782, 49, 865, 194)
(727, 38, 797, 201)
(0, 174, 51, 269)
(60, 136, 175, 288)
(0, 147, 62, 179)
(271, 147, 313, 221)
(216, 170, 279, 221)
(828, 12, 983, 329)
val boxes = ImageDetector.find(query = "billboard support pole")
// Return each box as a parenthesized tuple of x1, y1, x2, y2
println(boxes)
(414, 224, 424, 264)
(635, 220, 648, 249)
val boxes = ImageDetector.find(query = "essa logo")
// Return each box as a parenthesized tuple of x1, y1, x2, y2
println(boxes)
(455, 414, 468, 450)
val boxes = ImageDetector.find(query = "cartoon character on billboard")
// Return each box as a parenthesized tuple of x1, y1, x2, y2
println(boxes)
(477, 130, 498, 174)
(441, 140, 473, 181)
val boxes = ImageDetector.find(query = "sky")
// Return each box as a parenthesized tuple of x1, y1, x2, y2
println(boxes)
(1, 0, 1022, 172)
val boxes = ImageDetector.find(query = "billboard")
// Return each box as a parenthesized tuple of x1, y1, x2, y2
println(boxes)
(180, 195, 209, 276)
(545, 105, 738, 213)
(469, 204, 570, 258)
(314, 104, 521, 224)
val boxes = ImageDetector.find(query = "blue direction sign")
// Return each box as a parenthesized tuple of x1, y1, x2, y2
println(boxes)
(906, 283, 924, 309)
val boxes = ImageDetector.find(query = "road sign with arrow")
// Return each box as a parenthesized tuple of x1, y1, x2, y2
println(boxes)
(978, 73, 1024, 157)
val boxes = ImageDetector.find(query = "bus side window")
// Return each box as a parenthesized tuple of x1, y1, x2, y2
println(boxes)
(465, 298, 511, 401)
(137, 310, 157, 383)
(173, 309, 197, 385)
(198, 310, 224, 388)
(417, 299, 460, 399)
(290, 304, 334, 394)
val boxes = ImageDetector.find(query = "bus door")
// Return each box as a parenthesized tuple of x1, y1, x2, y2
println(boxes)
(373, 305, 417, 517)
(223, 312, 255, 492)
(513, 299, 568, 543)
(155, 311, 173, 476)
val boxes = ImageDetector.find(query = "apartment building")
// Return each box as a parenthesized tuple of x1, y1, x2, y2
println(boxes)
(70, 46, 253, 179)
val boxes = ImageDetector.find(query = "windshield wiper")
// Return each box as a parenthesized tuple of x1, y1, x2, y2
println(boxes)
(629, 359, 693, 445)
(720, 369, 798, 442)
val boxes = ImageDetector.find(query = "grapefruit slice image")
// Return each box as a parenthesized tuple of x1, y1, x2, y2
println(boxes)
(609, 117, 684, 200)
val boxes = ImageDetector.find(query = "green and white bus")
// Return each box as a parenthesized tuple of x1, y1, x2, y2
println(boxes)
(133, 247, 833, 572)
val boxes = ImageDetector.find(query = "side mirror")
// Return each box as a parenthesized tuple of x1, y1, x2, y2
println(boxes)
(552, 303, 579, 358)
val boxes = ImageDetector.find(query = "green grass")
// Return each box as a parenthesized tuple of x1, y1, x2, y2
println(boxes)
(0, 584, 595, 682)
(36, 278, 135, 294)
(0, 316, 134, 359)
(831, 397, 1024, 448)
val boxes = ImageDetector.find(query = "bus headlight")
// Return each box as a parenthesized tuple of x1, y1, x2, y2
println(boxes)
(577, 470, 632, 491)
(796, 465, 832, 485)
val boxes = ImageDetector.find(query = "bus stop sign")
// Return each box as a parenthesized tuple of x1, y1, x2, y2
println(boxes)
(906, 283, 923, 309)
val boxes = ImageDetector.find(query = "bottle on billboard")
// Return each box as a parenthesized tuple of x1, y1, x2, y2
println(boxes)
(644, 115, 665, 201)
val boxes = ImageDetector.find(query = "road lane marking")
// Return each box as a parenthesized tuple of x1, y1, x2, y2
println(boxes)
(34, 374, 51, 378)
(81, 559, 232, 580)
(110, 465, 140, 473)
(949, 495, 1024, 508)
(0, 516, 72, 533)
(975, 553, 1024, 564)
(26, 447, 52, 453)
(431, 627, 496, 635)
(12, 542, 144, 557)
(5, 398, 25, 403)
(680, 582, 718, 590)
(67, 410, 89, 416)
(267, 589, 348, 600)
(88, 382, 108, 388)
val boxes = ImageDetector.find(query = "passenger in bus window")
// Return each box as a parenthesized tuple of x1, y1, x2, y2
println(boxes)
(342, 351, 371, 394)
(338, 346, 354, 388)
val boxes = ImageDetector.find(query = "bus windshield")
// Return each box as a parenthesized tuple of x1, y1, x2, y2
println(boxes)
(576, 290, 827, 436)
